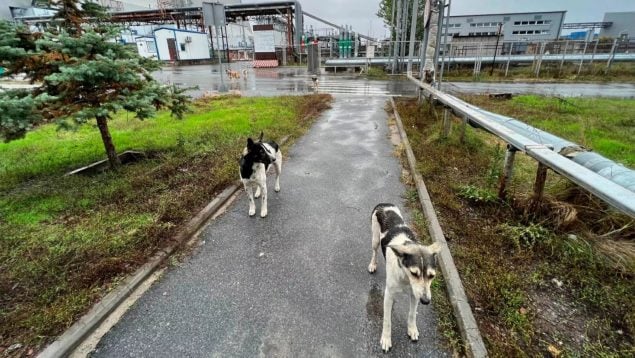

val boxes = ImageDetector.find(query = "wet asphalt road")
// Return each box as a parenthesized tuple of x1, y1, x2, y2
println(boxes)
(152, 64, 417, 98)
(151, 63, 635, 98)
(93, 96, 449, 356)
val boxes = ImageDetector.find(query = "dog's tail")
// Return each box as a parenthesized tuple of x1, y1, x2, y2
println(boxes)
(258, 131, 264, 142)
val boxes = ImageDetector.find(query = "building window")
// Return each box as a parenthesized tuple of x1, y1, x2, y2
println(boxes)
(146, 41, 157, 53)
(513, 20, 551, 26)
(180, 43, 186, 51)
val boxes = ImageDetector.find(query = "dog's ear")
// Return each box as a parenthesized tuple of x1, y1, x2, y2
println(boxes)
(258, 131, 264, 142)
(424, 242, 441, 266)
(247, 138, 254, 148)
(388, 244, 420, 257)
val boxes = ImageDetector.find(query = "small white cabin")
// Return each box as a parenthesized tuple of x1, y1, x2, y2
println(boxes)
(135, 36, 158, 59)
(153, 27, 211, 61)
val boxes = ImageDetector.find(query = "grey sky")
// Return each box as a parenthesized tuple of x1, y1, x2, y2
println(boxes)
(297, 0, 635, 38)
(123, 0, 635, 38)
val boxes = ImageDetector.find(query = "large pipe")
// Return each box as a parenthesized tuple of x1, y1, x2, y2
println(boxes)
(470, 107, 635, 192)
(407, 74, 635, 217)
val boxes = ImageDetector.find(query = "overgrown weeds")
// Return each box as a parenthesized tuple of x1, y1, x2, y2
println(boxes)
(394, 96, 634, 356)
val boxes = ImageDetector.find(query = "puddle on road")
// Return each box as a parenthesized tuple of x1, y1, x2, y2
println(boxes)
(366, 282, 383, 321)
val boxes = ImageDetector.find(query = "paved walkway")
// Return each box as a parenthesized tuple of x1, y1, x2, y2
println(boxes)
(93, 96, 449, 357)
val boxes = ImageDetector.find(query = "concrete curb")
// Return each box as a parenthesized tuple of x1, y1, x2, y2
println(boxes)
(389, 97, 488, 358)
(38, 136, 291, 358)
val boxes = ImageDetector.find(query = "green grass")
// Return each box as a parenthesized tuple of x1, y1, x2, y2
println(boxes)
(0, 96, 300, 190)
(464, 95, 635, 167)
(442, 62, 635, 83)
(365, 66, 389, 80)
(0, 94, 332, 353)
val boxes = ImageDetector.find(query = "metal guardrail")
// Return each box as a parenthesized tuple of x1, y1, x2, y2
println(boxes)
(406, 74, 635, 218)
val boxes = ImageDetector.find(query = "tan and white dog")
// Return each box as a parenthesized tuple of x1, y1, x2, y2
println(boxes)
(368, 203, 441, 352)
(226, 69, 241, 79)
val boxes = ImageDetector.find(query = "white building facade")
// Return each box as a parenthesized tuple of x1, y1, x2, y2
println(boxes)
(444, 11, 566, 42)
(153, 27, 211, 61)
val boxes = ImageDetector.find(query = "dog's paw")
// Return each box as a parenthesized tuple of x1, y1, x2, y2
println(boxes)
(249, 207, 256, 216)
(368, 262, 377, 273)
(408, 325, 419, 342)
(274, 186, 280, 192)
(380, 334, 392, 353)
(260, 210, 268, 218)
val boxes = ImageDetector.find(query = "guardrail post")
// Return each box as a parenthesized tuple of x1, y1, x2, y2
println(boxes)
(442, 107, 451, 138)
(460, 115, 468, 144)
(530, 162, 548, 211)
(498, 144, 517, 200)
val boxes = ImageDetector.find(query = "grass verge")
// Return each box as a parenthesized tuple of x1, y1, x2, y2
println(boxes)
(442, 62, 635, 83)
(0, 94, 333, 355)
(393, 96, 634, 357)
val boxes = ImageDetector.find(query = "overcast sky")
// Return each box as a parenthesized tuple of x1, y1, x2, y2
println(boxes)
(123, 0, 635, 38)
(296, 0, 635, 38)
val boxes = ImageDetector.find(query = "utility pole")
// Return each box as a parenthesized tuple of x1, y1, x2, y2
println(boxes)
(490, 22, 503, 76)
(406, 0, 419, 74)
(392, 0, 403, 74)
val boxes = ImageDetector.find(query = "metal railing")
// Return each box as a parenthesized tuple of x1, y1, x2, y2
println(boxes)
(322, 38, 635, 75)
(407, 74, 635, 218)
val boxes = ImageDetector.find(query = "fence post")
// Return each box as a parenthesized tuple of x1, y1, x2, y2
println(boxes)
(606, 38, 618, 73)
(559, 40, 568, 74)
(577, 40, 589, 75)
(589, 39, 599, 68)
(498, 145, 517, 200)
(535, 42, 545, 77)
(505, 42, 513, 77)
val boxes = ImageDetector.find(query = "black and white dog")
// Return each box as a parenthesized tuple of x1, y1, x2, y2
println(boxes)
(368, 203, 441, 352)
(239, 132, 282, 217)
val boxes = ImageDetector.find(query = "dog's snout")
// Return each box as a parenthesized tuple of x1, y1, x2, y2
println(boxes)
(420, 297, 430, 305)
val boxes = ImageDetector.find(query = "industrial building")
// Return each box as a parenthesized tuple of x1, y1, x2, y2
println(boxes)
(599, 12, 635, 40)
(443, 11, 566, 43)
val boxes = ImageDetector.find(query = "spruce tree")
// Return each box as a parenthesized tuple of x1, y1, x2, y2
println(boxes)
(0, 0, 189, 168)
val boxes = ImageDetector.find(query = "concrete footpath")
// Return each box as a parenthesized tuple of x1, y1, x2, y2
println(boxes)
(92, 96, 449, 357)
